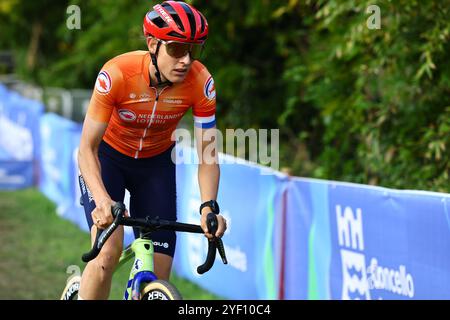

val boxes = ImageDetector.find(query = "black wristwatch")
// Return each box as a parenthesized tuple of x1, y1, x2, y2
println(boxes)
(199, 200, 220, 215)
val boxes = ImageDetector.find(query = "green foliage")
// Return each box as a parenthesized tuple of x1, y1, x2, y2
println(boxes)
(295, 0, 450, 192)
(0, 0, 448, 192)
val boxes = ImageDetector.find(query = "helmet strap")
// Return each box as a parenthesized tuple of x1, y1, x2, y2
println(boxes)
(149, 41, 172, 87)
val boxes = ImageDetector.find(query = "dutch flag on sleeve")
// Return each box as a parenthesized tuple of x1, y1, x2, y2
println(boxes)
(193, 110, 216, 129)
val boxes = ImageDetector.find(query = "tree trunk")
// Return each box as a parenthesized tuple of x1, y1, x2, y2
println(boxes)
(27, 21, 42, 70)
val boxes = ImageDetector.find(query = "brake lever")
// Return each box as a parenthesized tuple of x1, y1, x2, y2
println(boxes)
(81, 202, 126, 263)
(206, 213, 228, 264)
(215, 238, 228, 265)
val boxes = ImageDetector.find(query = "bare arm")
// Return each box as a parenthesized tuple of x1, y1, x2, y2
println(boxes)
(195, 125, 226, 238)
(195, 126, 220, 203)
(78, 116, 113, 228)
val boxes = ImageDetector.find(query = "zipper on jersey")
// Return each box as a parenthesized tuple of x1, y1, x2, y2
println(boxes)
(134, 86, 168, 159)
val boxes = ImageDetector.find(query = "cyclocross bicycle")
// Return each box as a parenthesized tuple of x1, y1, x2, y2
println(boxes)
(61, 202, 227, 300)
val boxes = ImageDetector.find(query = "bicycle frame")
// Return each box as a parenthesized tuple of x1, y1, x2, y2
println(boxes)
(115, 237, 158, 300)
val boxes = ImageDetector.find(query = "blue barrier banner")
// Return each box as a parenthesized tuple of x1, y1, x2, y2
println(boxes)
(0, 159, 33, 189)
(0, 85, 44, 189)
(39, 113, 83, 217)
(282, 179, 317, 299)
(285, 178, 450, 300)
(173, 147, 287, 299)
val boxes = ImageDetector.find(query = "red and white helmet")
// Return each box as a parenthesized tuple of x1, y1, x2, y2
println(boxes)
(143, 1, 209, 44)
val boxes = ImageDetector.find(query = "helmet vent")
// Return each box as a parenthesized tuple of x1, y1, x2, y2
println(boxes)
(162, 2, 185, 32)
(152, 16, 168, 28)
(171, 12, 185, 32)
(179, 2, 196, 39)
(167, 31, 185, 39)
(199, 15, 206, 33)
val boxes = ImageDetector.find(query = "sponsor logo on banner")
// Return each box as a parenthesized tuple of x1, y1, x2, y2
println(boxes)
(0, 168, 26, 185)
(118, 109, 137, 122)
(204, 76, 216, 100)
(95, 71, 112, 94)
(366, 258, 414, 298)
(336, 205, 415, 299)
(0, 114, 33, 161)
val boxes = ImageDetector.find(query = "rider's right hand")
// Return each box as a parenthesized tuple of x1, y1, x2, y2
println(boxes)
(91, 198, 115, 229)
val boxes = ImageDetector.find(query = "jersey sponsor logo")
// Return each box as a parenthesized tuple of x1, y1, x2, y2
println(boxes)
(204, 76, 216, 100)
(128, 92, 153, 103)
(95, 71, 112, 94)
(118, 109, 137, 122)
(162, 98, 183, 104)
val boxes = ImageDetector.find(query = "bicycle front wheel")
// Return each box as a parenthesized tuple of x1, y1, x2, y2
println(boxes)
(60, 275, 81, 300)
(140, 280, 182, 300)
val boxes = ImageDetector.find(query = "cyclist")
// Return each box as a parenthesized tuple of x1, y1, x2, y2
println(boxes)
(77, 1, 227, 300)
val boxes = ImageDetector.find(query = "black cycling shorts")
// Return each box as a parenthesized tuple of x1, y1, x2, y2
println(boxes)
(79, 140, 177, 257)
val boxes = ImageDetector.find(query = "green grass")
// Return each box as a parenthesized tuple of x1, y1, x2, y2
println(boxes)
(0, 188, 221, 300)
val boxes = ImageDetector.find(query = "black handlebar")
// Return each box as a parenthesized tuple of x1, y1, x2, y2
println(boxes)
(81, 202, 227, 275)
(196, 212, 228, 274)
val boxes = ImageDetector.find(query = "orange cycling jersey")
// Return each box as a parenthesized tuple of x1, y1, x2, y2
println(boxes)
(86, 50, 216, 158)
